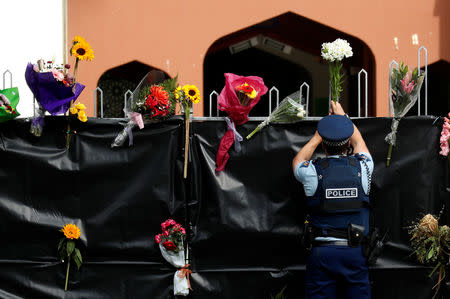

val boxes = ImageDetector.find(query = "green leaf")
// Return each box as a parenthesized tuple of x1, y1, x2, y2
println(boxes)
(67, 240, 75, 257)
(74, 248, 83, 265)
(58, 238, 65, 252)
(427, 247, 435, 260)
(73, 248, 82, 269)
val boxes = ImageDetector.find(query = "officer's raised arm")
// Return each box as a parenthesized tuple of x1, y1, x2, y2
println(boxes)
(330, 101, 370, 155)
(292, 130, 322, 173)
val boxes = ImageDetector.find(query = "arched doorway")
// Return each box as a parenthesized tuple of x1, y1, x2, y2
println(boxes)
(97, 61, 169, 118)
(203, 12, 376, 117)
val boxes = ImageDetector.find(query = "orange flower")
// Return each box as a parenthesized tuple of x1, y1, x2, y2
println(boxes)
(61, 224, 81, 240)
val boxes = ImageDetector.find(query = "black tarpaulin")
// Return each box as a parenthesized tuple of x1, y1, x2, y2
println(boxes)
(0, 115, 448, 298)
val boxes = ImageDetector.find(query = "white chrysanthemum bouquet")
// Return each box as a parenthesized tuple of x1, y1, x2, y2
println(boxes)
(321, 38, 353, 102)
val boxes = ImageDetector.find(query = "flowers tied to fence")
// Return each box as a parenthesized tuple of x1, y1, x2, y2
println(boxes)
(155, 219, 191, 296)
(385, 62, 425, 166)
(110, 71, 178, 148)
(58, 224, 83, 291)
(174, 83, 201, 178)
(246, 90, 306, 140)
(0, 88, 20, 123)
(321, 38, 353, 103)
(216, 73, 268, 172)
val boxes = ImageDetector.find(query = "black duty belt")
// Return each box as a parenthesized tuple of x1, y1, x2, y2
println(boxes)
(313, 240, 349, 246)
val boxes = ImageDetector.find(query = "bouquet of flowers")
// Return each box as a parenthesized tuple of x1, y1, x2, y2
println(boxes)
(58, 224, 83, 291)
(155, 219, 191, 296)
(0, 87, 20, 123)
(174, 84, 201, 178)
(246, 90, 306, 139)
(25, 35, 93, 137)
(408, 213, 450, 299)
(321, 38, 353, 103)
(111, 71, 178, 148)
(385, 62, 425, 166)
(215, 73, 268, 172)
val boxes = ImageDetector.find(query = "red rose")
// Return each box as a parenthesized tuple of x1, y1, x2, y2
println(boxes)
(162, 240, 177, 251)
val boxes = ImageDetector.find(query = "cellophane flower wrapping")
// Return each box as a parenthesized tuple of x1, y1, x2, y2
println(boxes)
(246, 90, 306, 139)
(216, 73, 268, 172)
(159, 243, 189, 296)
(385, 66, 425, 146)
(0, 87, 20, 123)
(112, 70, 176, 148)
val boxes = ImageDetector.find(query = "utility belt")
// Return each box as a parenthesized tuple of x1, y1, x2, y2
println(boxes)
(302, 222, 385, 266)
(303, 223, 365, 249)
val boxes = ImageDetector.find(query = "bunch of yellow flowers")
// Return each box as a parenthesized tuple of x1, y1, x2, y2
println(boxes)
(69, 102, 88, 122)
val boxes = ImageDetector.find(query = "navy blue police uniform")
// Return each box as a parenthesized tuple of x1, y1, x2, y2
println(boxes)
(296, 115, 372, 299)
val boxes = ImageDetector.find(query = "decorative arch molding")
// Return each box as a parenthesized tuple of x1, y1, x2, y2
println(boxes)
(96, 61, 169, 118)
(203, 12, 376, 117)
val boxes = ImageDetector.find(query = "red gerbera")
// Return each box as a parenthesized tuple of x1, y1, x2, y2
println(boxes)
(147, 85, 169, 106)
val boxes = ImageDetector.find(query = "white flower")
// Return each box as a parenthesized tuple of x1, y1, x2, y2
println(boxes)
(321, 38, 353, 62)
(296, 106, 306, 118)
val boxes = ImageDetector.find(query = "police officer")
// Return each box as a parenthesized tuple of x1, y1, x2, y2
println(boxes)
(292, 101, 374, 299)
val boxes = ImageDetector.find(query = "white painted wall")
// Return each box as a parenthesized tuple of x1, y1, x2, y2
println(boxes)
(0, 0, 65, 117)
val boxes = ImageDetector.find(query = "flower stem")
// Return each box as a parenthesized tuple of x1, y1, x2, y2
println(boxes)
(386, 143, 393, 167)
(183, 105, 190, 179)
(64, 257, 71, 291)
(73, 58, 79, 85)
(246, 121, 268, 140)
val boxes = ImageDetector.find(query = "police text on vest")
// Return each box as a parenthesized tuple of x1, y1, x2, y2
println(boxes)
(325, 188, 358, 199)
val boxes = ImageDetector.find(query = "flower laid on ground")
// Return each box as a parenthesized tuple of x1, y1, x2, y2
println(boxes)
(175, 83, 201, 178)
(216, 73, 268, 172)
(246, 90, 306, 140)
(58, 224, 83, 291)
(155, 219, 191, 296)
(385, 62, 425, 166)
(408, 212, 450, 299)
(321, 38, 353, 103)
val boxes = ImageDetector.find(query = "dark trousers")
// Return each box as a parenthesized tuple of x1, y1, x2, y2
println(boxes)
(306, 245, 371, 299)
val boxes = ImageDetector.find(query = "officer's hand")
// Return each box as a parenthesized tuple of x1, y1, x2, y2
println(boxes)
(330, 101, 346, 116)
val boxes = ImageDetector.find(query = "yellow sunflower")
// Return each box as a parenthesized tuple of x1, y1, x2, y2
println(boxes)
(61, 224, 81, 240)
(72, 41, 94, 61)
(72, 36, 86, 44)
(182, 85, 201, 103)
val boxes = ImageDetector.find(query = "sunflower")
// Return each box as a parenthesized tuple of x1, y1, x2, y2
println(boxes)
(182, 85, 200, 103)
(72, 41, 94, 61)
(61, 224, 81, 239)
(75, 102, 86, 110)
(69, 106, 78, 115)
(73, 36, 86, 44)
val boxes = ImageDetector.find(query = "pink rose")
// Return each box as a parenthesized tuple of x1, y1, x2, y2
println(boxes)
(51, 69, 65, 81)
(163, 230, 169, 237)
(155, 234, 162, 244)
(181, 227, 186, 234)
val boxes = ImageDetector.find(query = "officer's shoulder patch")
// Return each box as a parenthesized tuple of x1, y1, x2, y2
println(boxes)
(300, 161, 310, 168)
(355, 153, 371, 162)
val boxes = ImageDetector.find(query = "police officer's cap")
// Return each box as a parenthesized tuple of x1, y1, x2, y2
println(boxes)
(318, 115, 354, 146)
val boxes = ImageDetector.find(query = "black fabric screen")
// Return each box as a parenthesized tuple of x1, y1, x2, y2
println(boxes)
(0, 116, 448, 298)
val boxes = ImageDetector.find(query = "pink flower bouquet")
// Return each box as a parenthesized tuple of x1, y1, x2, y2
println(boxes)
(385, 62, 425, 166)
(216, 73, 268, 172)
(154, 219, 191, 296)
